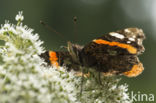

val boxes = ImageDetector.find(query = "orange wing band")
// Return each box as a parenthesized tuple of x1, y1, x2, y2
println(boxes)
(49, 51, 59, 67)
(123, 63, 144, 77)
(93, 39, 137, 54)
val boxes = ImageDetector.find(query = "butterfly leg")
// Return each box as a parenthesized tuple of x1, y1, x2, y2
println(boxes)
(98, 71, 103, 85)
(80, 66, 84, 96)
(97, 62, 103, 85)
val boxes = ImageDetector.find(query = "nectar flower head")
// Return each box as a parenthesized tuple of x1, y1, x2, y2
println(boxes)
(15, 11, 24, 21)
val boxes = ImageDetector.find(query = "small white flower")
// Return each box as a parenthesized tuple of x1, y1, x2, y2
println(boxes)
(15, 11, 24, 21)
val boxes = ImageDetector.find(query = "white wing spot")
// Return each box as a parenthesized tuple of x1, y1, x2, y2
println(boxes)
(127, 41, 131, 44)
(128, 37, 135, 41)
(137, 39, 142, 45)
(132, 35, 136, 38)
(109, 32, 125, 39)
(124, 29, 130, 33)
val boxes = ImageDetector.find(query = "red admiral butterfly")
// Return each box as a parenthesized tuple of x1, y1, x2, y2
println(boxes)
(40, 28, 145, 77)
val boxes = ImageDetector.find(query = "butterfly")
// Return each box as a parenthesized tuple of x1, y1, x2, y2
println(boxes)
(40, 28, 145, 77)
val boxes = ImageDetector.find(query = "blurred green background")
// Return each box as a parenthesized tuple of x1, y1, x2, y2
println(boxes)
(0, 0, 156, 102)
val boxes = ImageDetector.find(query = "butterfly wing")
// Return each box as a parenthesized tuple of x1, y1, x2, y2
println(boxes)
(81, 28, 145, 77)
(83, 28, 145, 56)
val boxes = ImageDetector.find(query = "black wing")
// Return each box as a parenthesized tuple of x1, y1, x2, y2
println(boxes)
(81, 28, 145, 77)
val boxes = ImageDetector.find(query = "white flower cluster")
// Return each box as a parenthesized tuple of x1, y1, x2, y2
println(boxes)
(0, 12, 132, 103)
(0, 12, 78, 103)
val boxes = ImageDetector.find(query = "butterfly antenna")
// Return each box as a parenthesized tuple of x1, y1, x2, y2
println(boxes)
(73, 16, 78, 42)
(40, 20, 65, 39)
